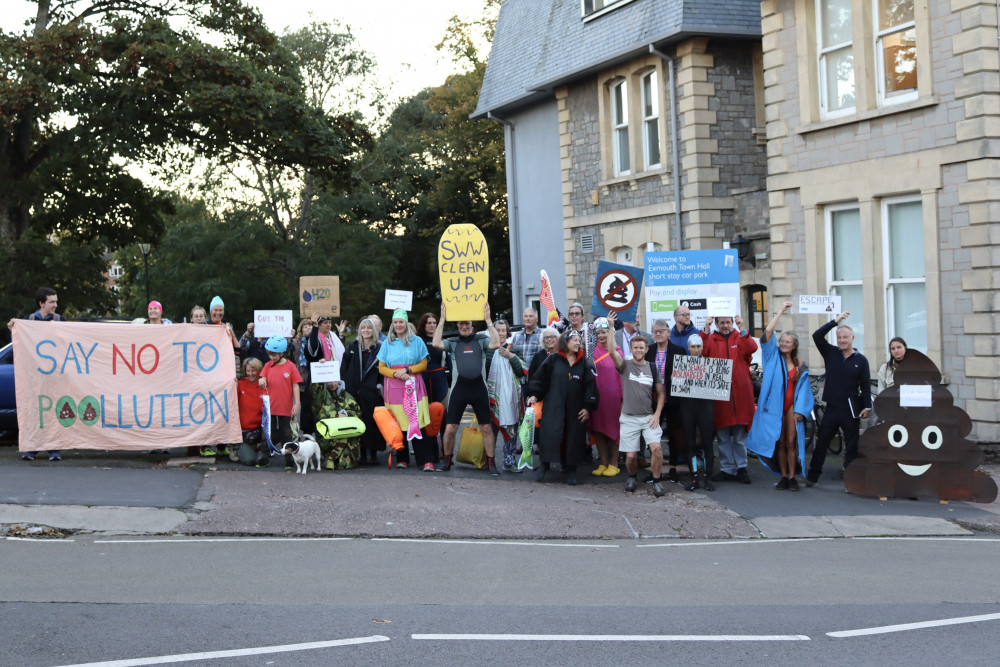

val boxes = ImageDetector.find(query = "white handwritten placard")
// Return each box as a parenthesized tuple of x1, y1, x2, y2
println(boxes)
(310, 361, 341, 383)
(254, 310, 294, 338)
(899, 384, 932, 408)
(671, 355, 733, 401)
(384, 289, 413, 312)
(798, 294, 842, 315)
(707, 297, 740, 318)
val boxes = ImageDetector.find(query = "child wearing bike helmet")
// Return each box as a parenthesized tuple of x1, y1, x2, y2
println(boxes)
(259, 335, 302, 470)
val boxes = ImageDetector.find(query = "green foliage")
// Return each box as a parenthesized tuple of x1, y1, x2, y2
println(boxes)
(280, 20, 383, 118)
(1, 0, 511, 333)
(423, 63, 510, 311)
(0, 0, 368, 321)
(116, 198, 283, 327)
(0, 228, 119, 327)
(327, 0, 511, 320)
(115, 194, 399, 333)
(436, 0, 501, 68)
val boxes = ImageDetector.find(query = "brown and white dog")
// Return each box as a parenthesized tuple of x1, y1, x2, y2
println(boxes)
(280, 434, 321, 475)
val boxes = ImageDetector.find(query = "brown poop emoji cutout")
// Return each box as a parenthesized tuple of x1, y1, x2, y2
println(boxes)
(844, 350, 997, 502)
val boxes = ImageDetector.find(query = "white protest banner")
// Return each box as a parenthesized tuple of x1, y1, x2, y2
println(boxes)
(899, 384, 932, 408)
(310, 361, 341, 383)
(384, 289, 413, 311)
(671, 355, 733, 401)
(798, 294, 842, 315)
(254, 310, 294, 338)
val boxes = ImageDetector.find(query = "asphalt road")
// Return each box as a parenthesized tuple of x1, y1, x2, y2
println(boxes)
(3, 536, 999, 666)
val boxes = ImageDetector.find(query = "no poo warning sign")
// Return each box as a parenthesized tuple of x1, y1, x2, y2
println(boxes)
(591, 260, 645, 322)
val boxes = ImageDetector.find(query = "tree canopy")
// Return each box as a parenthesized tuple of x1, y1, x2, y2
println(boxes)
(3, 0, 511, 335)
(0, 0, 369, 321)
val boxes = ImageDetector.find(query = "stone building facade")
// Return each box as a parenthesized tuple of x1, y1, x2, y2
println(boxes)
(760, 0, 999, 440)
(473, 0, 768, 329)
(559, 43, 771, 327)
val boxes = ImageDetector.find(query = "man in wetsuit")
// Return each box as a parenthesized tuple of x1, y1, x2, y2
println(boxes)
(433, 303, 502, 475)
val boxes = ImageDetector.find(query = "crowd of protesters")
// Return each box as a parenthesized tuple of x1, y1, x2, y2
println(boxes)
(12, 288, 884, 496)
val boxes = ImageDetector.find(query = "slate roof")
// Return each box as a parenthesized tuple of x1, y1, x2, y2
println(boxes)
(474, 0, 762, 117)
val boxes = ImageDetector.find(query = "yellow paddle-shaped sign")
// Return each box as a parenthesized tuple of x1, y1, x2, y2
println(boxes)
(438, 224, 490, 321)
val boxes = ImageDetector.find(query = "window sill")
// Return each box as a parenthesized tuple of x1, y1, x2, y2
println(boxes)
(582, 0, 639, 23)
(598, 167, 669, 190)
(796, 95, 939, 136)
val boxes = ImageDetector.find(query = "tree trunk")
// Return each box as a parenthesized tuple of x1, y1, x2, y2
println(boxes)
(295, 172, 315, 243)
(0, 204, 16, 256)
(35, 0, 50, 34)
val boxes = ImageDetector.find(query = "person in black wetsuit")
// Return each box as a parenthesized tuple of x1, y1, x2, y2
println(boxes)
(432, 303, 501, 475)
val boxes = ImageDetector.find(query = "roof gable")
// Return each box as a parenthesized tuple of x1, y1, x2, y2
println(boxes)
(475, 0, 762, 117)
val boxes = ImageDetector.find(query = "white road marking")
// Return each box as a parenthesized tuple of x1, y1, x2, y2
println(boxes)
(94, 537, 353, 544)
(412, 633, 809, 641)
(636, 538, 829, 548)
(637, 536, 1000, 548)
(52, 635, 390, 666)
(853, 537, 1000, 543)
(372, 538, 619, 548)
(827, 612, 1000, 638)
(3, 537, 75, 542)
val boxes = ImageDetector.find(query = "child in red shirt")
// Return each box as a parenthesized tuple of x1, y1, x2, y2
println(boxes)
(237, 358, 267, 466)
(259, 336, 302, 470)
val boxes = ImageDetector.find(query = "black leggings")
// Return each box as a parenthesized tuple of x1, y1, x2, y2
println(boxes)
(807, 408, 860, 479)
(395, 430, 438, 466)
(680, 398, 715, 476)
(271, 415, 294, 467)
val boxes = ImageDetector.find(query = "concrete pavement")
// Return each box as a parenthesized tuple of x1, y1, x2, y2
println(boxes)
(1, 444, 998, 539)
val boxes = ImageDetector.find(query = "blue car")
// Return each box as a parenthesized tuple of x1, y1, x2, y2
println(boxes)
(0, 343, 16, 431)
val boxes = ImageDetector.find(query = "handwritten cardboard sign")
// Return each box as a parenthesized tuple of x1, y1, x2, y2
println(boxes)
(438, 224, 489, 321)
(299, 276, 340, 318)
(253, 310, 293, 338)
(12, 322, 241, 451)
(670, 355, 733, 401)
(384, 289, 413, 312)
(310, 361, 341, 383)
